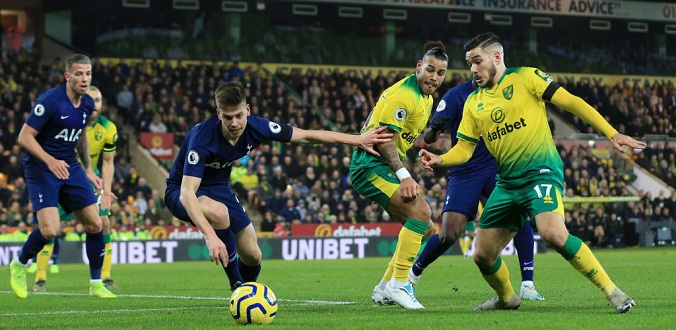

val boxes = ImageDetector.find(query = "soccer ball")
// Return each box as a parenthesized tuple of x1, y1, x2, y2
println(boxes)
(229, 282, 278, 325)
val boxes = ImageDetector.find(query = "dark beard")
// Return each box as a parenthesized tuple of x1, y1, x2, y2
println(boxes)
(483, 65, 498, 88)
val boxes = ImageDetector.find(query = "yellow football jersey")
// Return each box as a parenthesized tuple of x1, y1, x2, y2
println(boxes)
(458, 67, 562, 184)
(353, 74, 432, 168)
(83, 115, 118, 170)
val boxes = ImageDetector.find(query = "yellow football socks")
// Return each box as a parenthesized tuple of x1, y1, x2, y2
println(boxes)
(35, 241, 54, 281)
(557, 234, 616, 296)
(101, 234, 113, 280)
(381, 259, 395, 284)
(480, 256, 515, 301)
(391, 219, 428, 284)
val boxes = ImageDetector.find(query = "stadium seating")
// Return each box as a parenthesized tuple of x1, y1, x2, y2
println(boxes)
(0, 39, 674, 247)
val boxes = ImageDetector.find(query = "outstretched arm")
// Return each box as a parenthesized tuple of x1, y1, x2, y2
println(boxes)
(419, 139, 476, 171)
(551, 88, 646, 153)
(289, 126, 392, 156)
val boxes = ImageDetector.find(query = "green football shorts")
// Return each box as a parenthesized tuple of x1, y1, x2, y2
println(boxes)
(350, 164, 400, 210)
(479, 175, 564, 232)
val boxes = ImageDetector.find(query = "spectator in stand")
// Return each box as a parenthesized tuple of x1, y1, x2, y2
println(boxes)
(269, 166, 287, 192)
(114, 156, 131, 182)
(116, 84, 134, 120)
(5, 154, 24, 183)
(260, 211, 276, 233)
(133, 191, 149, 218)
(239, 166, 259, 206)
(296, 199, 308, 221)
(254, 175, 274, 213)
(148, 113, 168, 133)
(661, 207, 674, 222)
(173, 116, 190, 145)
(0, 174, 12, 206)
(273, 218, 289, 238)
(112, 181, 131, 204)
(12, 221, 29, 242)
(117, 224, 135, 241)
(280, 199, 301, 224)
(667, 191, 676, 216)
(149, 189, 165, 210)
(124, 166, 140, 191)
(650, 206, 662, 222)
(135, 177, 152, 198)
(134, 223, 150, 240)
(587, 206, 608, 247)
(265, 189, 286, 216)
(305, 200, 320, 222)
(0, 224, 12, 241)
(144, 198, 162, 224)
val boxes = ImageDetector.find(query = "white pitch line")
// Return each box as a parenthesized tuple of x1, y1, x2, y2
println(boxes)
(0, 290, 358, 310)
(0, 306, 221, 317)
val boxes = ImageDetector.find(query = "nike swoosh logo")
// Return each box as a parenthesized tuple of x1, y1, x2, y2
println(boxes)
(524, 261, 533, 266)
(61, 115, 69, 119)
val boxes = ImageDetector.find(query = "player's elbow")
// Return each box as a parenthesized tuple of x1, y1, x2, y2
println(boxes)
(553, 90, 582, 111)
(422, 130, 438, 144)
(178, 188, 193, 205)
(16, 133, 28, 149)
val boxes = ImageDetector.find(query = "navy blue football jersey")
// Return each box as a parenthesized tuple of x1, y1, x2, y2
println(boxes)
(429, 79, 496, 175)
(167, 115, 293, 186)
(24, 85, 94, 166)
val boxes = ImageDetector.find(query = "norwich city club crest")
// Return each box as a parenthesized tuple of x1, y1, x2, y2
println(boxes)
(95, 132, 103, 141)
(502, 85, 513, 100)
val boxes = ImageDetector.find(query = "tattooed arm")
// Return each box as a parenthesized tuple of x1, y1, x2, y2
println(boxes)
(379, 130, 418, 201)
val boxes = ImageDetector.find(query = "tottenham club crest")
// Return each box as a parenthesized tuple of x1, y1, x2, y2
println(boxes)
(394, 108, 408, 121)
(187, 150, 199, 165)
(269, 122, 281, 134)
(435, 100, 446, 112)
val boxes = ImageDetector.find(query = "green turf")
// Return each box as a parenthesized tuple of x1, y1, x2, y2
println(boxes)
(1, 247, 674, 329)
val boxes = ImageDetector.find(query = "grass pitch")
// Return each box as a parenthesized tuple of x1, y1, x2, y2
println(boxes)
(1, 247, 674, 329)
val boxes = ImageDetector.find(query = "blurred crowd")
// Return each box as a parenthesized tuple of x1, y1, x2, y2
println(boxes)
(558, 79, 676, 137)
(0, 46, 674, 243)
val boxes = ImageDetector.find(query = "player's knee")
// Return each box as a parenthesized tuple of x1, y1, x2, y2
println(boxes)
(239, 248, 262, 265)
(84, 222, 103, 233)
(442, 221, 464, 242)
(437, 231, 457, 249)
(205, 205, 230, 227)
(540, 230, 567, 249)
(409, 204, 431, 222)
(472, 251, 494, 268)
(40, 228, 59, 240)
